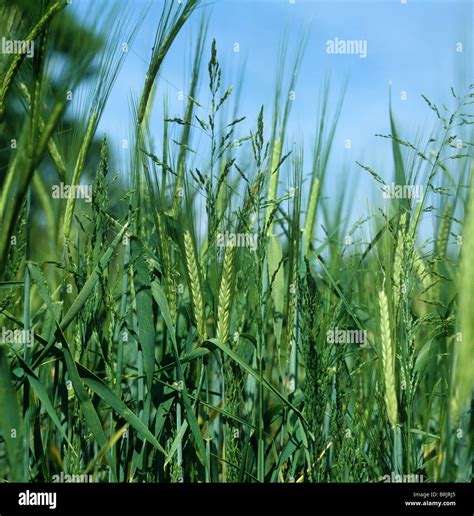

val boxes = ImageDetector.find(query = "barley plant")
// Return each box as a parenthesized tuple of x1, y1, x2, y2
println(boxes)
(0, 0, 472, 484)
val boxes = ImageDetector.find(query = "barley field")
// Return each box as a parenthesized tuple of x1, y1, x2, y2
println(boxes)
(0, 0, 473, 485)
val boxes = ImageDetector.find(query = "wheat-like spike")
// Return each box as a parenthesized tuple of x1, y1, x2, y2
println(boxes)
(137, 0, 200, 127)
(184, 230, 205, 340)
(393, 212, 407, 306)
(217, 245, 235, 344)
(158, 215, 177, 324)
(379, 288, 398, 427)
(303, 177, 320, 256)
(166, 273, 177, 325)
(437, 204, 452, 260)
(413, 251, 432, 295)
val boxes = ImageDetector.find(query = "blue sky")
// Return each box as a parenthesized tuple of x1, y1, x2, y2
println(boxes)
(72, 0, 473, 234)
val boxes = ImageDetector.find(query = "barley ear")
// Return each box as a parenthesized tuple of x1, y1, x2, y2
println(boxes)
(184, 230, 205, 341)
(379, 288, 398, 427)
(265, 138, 282, 234)
(303, 177, 320, 256)
(393, 212, 406, 308)
(413, 251, 432, 296)
(217, 245, 235, 344)
(437, 204, 452, 260)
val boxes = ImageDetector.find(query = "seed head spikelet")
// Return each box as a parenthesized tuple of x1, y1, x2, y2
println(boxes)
(217, 244, 235, 344)
(184, 230, 205, 340)
(379, 288, 398, 427)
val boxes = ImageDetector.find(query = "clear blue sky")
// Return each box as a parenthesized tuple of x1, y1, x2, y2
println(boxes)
(72, 0, 473, 233)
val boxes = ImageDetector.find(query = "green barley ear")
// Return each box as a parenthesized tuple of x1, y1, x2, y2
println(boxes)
(303, 177, 320, 256)
(218, 244, 237, 481)
(137, 0, 200, 127)
(378, 288, 398, 427)
(413, 251, 432, 296)
(393, 212, 407, 308)
(157, 214, 177, 324)
(184, 230, 205, 341)
(217, 245, 235, 344)
(437, 204, 452, 260)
